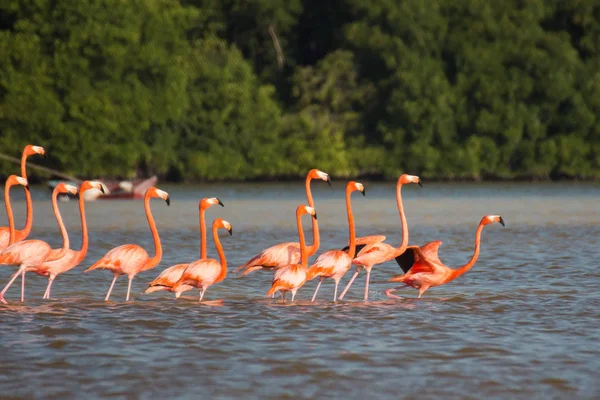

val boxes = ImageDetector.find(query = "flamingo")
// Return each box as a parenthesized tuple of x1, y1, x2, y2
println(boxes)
(305, 181, 365, 301)
(84, 187, 169, 302)
(171, 218, 233, 301)
(0, 180, 77, 304)
(266, 205, 317, 302)
(28, 181, 104, 299)
(144, 197, 224, 295)
(235, 169, 329, 276)
(0, 145, 45, 250)
(338, 174, 421, 301)
(385, 215, 505, 299)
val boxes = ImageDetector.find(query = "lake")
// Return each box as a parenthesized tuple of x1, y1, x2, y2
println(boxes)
(0, 181, 599, 399)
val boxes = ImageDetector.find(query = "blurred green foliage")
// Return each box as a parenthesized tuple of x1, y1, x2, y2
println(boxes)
(1, 0, 600, 180)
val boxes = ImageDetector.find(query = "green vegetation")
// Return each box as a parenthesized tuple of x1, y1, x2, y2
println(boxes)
(1, 0, 600, 181)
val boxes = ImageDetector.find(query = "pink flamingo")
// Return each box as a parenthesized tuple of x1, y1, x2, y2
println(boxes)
(338, 174, 421, 301)
(29, 181, 105, 299)
(305, 181, 365, 301)
(0, 145, 45, 250)
(235, 169, 329, 276)
(171, 218, 233, 301)
(0, 180, 76, 304)
(385, 215, 505, 299)
(84, 187, 170, 302)
(266, 205, 317, 302)
(145, 197, 224, 295)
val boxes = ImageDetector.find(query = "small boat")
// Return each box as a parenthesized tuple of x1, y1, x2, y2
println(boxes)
(48, 176, 158, 201)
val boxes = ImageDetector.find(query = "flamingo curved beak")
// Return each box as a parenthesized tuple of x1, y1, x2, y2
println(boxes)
(361, 188, 366, 196)
(228, 227, 233, 236)
(418, 179, 423, 187)
(326, 177, 331, 187)
(499, 216, 505, 227)
(165, 196, 171, 206)
(217, 198, 224, 207)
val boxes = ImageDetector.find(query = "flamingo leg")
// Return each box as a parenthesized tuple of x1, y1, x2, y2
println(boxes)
(0, 267, 23, 304)
(333, 280, 339, 301)
(199, 288, 205, 302)
(418, 286, 430, 299)
(104, 274, 118, 301)
(291, 289, 297, 302)
(363, 267, 372, 301)
(125, 276, 133, 302)
(311, 278, 324, 302)
(20, 270, 26, 302)
(338, 270, 360, 300)
(43, 277, 55, 300)
(384, 287, 404, 299)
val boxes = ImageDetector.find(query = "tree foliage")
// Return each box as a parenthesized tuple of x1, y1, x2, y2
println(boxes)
(1, 0, 600, 180)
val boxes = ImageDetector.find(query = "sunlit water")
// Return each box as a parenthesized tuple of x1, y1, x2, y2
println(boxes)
(1, 181, 599, 399)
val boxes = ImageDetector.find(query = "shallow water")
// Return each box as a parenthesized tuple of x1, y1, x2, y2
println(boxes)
(1, 181, 599, 399)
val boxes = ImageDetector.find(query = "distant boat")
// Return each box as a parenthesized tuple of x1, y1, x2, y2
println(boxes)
(48, 176, 158, 201)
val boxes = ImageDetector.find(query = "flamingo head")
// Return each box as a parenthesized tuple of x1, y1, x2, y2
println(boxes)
(214, 218, 233, 236)
(399, 174, 422, 187)
(481, 215, 505, 227)
(5, 175, 28, 188)
(298, 204, 317, 220)
(201, 197, 224, 209)
(348, 181, 366, 196)
(24, 145, 45, 157)
(146, 187, 170, 206)
(80, 180, 105, 194)
(308, 169, 331, 186)
(54, 183, 78, 196)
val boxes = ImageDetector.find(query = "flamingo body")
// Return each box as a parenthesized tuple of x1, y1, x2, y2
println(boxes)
(145, 263, 189, 294)
(267, 264, 307, 301)
(239, 242, 301, 275)
(386, 216, 505, 298)
(172, 259, 223, 299)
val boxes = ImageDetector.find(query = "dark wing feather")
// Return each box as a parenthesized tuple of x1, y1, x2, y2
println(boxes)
(394, 247, 417, 273)
(341, 244, 368, 258)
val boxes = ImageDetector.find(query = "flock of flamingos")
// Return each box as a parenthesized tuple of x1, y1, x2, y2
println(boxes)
(0, 144, 505, 305)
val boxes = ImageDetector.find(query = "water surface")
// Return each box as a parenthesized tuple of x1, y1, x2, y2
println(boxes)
(1, 181, 599, 399)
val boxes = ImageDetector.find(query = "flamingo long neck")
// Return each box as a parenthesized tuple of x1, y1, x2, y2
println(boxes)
(305, 176, 320, 256)
(447, 222, 485, 282)
(200, 205, 207, 259)
(20, 152, 33, 237)
(143, 195, 162, 271)
(5, 182, 16, 246)
(346, 187, 357, 259)
(75, 192, 89, 263)
(214, 225, 228, 282)
(297, 210, 308, 267)
(393, 181, 409, 257)
(51, 189, 70, 260)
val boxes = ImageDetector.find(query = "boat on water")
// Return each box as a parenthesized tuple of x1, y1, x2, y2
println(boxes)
(48, 176, 158, 201)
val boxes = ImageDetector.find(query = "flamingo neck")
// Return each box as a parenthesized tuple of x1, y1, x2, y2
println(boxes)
(143, 195, 162, 271)
(346, 187, 357, 259)
(199, 205, 207, 259)
(51, 189, 70, 260)
(448, 222, 485, 282)
(297, 209, 308, 267)
(75, 192, 88, 263)
(214, 224, 227, 283)
(393, 181, 409, 257)
(305, 176, 320, 256)
(20, 151, 33, 237)
(5, 181, 16, 246)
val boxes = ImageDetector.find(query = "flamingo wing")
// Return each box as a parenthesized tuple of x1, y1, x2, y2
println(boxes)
(352, 242, 396, 267)
(341, 235, 387, 256)
(85, 244, 149, 275)
(237, 242, 301, 275)
(34, 250, 79, 276)
(394, 241, 443, 273)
